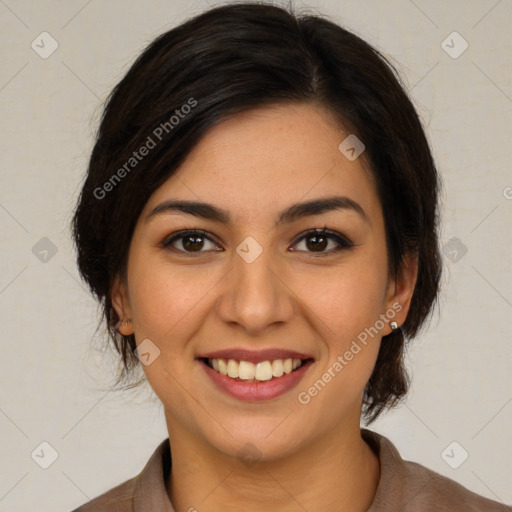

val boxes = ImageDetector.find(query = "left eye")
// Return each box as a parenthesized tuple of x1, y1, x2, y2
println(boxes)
(291, 228, 354, 254)
(161, 228, 353, 255)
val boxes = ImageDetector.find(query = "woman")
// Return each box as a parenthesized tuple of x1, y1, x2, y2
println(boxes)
(70, 3, 509, 511)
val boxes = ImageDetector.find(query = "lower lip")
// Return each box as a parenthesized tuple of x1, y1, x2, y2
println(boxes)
(200, 359, 314, 402)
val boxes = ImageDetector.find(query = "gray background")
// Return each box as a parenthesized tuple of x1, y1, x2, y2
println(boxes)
(0, 0, 511, 510)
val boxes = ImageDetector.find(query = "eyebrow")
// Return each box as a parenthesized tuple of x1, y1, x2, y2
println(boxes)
(145, 195, 370, 226)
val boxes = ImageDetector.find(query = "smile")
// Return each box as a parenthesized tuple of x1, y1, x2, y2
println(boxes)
(205, 357, 307, 381)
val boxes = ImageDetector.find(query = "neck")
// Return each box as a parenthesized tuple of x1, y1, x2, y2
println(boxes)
(165, 415, 380, 512)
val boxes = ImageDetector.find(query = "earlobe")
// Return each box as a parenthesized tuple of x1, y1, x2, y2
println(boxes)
(111, 275, 133, 336)
(385, 251, 419, 333)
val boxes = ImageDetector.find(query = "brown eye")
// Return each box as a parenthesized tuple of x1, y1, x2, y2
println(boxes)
(291, 228, 354, 255)
(162, 230, 220, 254)
(181, 234, 206, 251)
(161, 227, 354, 257)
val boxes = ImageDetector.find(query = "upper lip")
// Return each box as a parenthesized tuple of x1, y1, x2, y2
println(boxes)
(197, 348, 314, 364)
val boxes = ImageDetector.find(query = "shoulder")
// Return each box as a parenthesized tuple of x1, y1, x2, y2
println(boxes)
(70, 475, 137, 512)
(362, 429, 511, 512)
(401, 458, 510, 511)
(69, 438, 173, 512)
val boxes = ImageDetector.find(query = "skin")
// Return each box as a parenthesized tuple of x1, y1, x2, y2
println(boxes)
(112, 102, 418, 512)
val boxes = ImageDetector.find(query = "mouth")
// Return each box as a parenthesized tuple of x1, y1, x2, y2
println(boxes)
(196, 349, 315, 401)
(201, 356, 313, 382)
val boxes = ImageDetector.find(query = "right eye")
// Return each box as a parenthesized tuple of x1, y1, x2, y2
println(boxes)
(161, 229, 223, 255)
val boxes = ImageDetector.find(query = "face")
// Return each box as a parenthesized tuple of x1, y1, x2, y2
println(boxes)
(112, 102, 417, 461)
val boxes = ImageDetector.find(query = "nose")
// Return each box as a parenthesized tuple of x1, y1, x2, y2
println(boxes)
(215, 244, 295, 336)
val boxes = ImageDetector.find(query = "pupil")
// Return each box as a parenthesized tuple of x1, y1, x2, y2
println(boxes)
(181, 233, 328, 252)
(183, 235, 203, 251)
(307, 234, 327, 251)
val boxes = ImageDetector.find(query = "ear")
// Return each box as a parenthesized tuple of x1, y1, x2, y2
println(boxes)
(384, 251, 418, 335)
(111, 274, 134, 336)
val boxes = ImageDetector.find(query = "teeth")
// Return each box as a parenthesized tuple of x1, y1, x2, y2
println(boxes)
(238, 360, 255, 380)
(272, 359, 284, 377)
(255, 361, 273, 381)
(227, 359, 239, 378)
(208, 357, 306, 381)
(218, 359, 228, 376)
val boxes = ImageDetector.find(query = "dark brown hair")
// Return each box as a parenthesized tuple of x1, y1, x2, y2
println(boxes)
(71, 2, 443, 424)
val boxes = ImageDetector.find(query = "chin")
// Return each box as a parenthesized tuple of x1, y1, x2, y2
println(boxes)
(195, 411, 314, 463)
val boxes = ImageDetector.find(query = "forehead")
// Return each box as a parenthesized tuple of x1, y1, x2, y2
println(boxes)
(142, 102, 382, 228)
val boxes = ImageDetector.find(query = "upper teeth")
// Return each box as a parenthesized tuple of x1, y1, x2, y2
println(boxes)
(210, 358, 302, 381)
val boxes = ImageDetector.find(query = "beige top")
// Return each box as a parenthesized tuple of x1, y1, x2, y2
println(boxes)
(71, 429, 510, 511)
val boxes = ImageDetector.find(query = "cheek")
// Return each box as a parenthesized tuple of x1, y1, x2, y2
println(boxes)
(296, 264, 384, 417)
(293, 250, 387, 397)
(125, 257, 209, 401)
(294, 252, 388, 339)
(127, 255, 214, 339)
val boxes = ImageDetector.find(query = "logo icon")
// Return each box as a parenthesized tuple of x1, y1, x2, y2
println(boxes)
(134, 339, 161, 366)
(31, 441, 59, 469)
(236, 236, 263, 263)
(443, 237, 468, 263)
(237, 442, 263, 467)
(338, 134, 365, 161)
(31, 32, 59, 59)
(441, 32, 468, 59)
(32, 237, 58, 263)
(441, 441, 469, 469)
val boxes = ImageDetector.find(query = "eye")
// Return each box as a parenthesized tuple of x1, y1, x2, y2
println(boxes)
(291, 227, 354, 256)
(161, 227, 355, 256)
(161, 229, 221, 255)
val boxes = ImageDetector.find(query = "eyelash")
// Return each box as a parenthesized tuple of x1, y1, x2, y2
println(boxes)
(160, 227, 355, 257)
